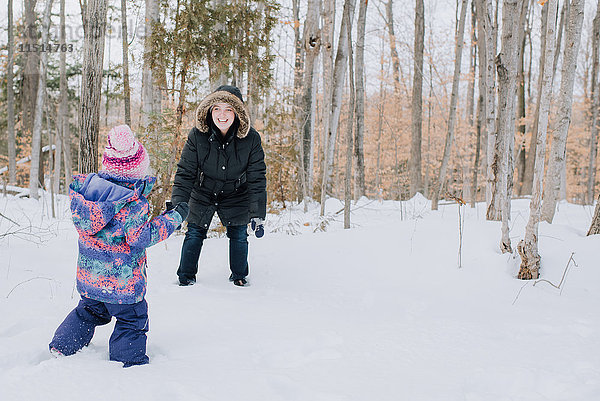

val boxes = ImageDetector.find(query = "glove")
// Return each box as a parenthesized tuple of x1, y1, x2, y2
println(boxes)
(172, 202, 190, 221)
(250, 217, 265, 238)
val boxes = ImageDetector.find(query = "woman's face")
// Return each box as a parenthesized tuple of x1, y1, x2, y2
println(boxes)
(212, 102, 236, 135)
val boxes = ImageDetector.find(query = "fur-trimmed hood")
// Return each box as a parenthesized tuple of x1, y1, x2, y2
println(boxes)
(195, 86, 250, 138)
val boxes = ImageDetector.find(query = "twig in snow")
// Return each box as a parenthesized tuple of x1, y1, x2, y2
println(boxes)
(533, 252, 578, 295)
(6, 277, 56, 298)
(0, 211, 19, 226)
(446, 193, 466, 268)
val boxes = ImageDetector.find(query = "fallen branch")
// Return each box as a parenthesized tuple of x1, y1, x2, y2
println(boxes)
(0, 211, 20, 226)
(533, 252, 578, 295)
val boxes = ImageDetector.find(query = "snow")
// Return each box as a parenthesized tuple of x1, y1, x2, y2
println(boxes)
(1, 192, 600, 400)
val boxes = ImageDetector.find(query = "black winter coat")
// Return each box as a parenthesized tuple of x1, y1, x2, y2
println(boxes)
(171, 125, 267, 229)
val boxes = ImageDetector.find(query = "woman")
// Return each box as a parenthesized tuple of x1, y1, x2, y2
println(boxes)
(171, 85, 267, 287)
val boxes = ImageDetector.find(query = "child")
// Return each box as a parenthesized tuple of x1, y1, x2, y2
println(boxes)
(49, 125, 188, 368)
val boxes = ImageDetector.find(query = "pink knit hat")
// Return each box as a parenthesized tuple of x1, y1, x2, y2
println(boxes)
(101, 125, 150, 179)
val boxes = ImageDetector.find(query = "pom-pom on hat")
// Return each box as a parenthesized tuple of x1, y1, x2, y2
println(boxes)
(101, 125, 150, 179)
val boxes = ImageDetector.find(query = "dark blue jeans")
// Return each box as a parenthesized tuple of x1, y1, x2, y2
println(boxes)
(49, 297, 149, 367)
(177, 223, 248, 282)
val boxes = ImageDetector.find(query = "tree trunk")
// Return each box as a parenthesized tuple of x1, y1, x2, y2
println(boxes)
(292, 0, 307, 205)
(490, 0, 528, 252)
(7, 0, 16, 185)
(22, 0, 39, 140)
(587, 0, 600, 204)
(517, 0, 558, 280)
(354, 0, 367, 200)
(385, 0, 402, 96)
(79, 0, 108, 174)
(320, 0, 356, 215)
(29, 0, 54, 199)
(141, 0, 162, 127)
(472, 95, 483, 207)
(541, 0, 585, 223)
(320, 0, 334, 211)
(431, 0, 468, 210)
(588, 195, 600, 235)
(121, 0, 131, 126)
(345, 14, 355, 229)
(57, 0, 71, 192)
(475, 0, 497, 209)
(300, 0, 321, 207)
(410, 0, 424, 197)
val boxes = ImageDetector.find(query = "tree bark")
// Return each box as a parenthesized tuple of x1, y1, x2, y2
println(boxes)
(29, 0, 54, 199)
(541, 0, 585, 223)
(79, 0, 108, 174)
(320, 0, 356, 215)
(431, 0, 468, 210)
(141, 0, 162, 127)
(517, 0, 558, 280)
(385, 0, 402, 96)
(345, 13, 355, 229)
(57, 0, 71, 193)
(475, 0, 497, 208)
(299, 0, 321, 207)
(121, 0, 131, 126)
(410, 0, 424, 197)
(354, 0, 367, 200)
(320, 0, 334, 211)
(22, 0, 39, 140)
(7, 0, 16, 185)
(587, 0, 600, 204)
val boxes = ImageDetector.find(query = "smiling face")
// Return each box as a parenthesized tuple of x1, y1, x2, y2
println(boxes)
(211, 102, 236, 135)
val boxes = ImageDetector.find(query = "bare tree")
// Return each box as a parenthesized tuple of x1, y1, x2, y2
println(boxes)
(79, 0, 109, 173)
(431, 0, 468, 210)
(320, 0, 356, 215)
(475, 0, 497, 208)
(517, 0, 558, 280)
(587, 0, 600, 204)
(345, 13, 355, 229)
(29, 0, 55, 199)
(354, 0, 368, 199)
(7, 0, 16, 185)
(490, 0, 529, 252)
(320, 0, 335, 201)
(141, 0, 162, 127)
(299, 0, 321, 207)
(121, 0, 131, 126)
(541, 0, 585, 222)
(385, 0, 402, 96)
(410, 0, 424, 197)
(55, 0, 71, 194)
(22, 0, 39, 139)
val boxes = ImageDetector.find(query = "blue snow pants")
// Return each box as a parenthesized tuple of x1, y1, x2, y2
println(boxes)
(49, 296, 149, 367)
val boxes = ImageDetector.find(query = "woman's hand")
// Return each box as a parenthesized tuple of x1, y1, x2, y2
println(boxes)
(250, 218, 265, 238)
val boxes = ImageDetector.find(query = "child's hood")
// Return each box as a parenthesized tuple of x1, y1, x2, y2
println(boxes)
(69, 173, 156, 235)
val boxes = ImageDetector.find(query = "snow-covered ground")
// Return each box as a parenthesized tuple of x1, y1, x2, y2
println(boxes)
(1, 192, 599, 401)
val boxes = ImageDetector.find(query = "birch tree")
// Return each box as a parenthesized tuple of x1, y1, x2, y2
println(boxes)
(490, 0, 529, 251)
(587, 0, 600, 204)
(410, 0, 424, 197)
(431, 0, 468, 210)
(79, 0, 109, 173)
(22, 0, 39, 138)
(345, 14, 355, 229)
(354, 0, 368, 199)
(58, 0, 72, 191)
(7, 0, 16, 185)
(121, 0, 132, 126)
(28, 0, 54, 199)
(320, 0, 356, 215)
(475, 0, 497, 208)
(542, 0, 585, 223)
(299, 0, 321, 206)
(141, 0, 162, 127)
(517, 0, 558, 280)
(385, 0, 402, 96)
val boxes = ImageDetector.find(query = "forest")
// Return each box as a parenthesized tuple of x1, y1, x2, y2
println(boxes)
(1, 0, 600, 280)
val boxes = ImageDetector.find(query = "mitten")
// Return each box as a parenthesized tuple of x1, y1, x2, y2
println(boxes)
(250, 217, 265, 238)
